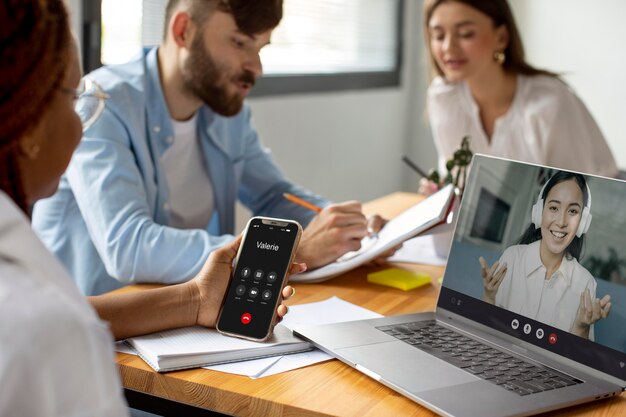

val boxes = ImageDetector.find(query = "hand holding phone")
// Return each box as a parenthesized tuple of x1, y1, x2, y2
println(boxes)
(216, 217, 302, 341)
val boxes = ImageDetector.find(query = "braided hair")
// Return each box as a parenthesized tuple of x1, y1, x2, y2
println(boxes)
(0, 0, 70, 213)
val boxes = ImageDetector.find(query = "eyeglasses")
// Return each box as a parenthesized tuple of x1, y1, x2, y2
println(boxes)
(62, 78, 109, 131)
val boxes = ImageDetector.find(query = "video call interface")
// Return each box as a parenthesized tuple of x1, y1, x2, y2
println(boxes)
(218, 219, 298, 340)
(440, 156, 626, 377)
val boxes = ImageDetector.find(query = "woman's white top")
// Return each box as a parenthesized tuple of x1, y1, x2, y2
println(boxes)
(494, 240, 597, 339)
(427, 75, 618, 178)
(0, 192, 128, 416)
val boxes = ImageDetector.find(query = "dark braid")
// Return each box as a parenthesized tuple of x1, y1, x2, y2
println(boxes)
(0, 0, 70, 213)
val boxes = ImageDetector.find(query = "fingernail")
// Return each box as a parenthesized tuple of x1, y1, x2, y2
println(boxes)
(291, 287, 296, 297)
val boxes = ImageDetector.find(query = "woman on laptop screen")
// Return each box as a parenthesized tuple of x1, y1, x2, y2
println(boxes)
(479, 171, 612, 340)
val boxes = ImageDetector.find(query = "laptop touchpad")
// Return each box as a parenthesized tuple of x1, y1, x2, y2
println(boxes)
(336, 342, 476, 392)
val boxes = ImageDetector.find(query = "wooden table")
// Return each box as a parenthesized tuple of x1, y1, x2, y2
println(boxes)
(115, 192, 626, 417)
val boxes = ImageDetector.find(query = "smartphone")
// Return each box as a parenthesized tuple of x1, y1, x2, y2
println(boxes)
(216, 216, 302, 342)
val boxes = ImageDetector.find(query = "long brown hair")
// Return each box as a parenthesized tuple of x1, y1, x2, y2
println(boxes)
(0, 0, 70, 213)
(423, 0, 556, 80)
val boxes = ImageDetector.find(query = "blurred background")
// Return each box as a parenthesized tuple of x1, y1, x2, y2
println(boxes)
(65, 0, 626, 232)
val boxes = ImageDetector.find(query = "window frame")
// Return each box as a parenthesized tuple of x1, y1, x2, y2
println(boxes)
(81, 0, 405, 96)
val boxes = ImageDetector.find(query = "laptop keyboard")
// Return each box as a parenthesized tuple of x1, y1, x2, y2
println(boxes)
(377, 320, 582, 396)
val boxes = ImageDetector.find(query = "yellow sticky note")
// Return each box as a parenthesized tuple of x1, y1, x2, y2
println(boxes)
(367, 268, 431, 291)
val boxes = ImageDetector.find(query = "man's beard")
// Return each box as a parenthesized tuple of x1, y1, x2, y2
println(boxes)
(182, 34, 256, 117)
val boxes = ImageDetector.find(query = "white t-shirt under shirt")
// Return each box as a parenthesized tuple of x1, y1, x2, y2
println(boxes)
(494, 240, 597, 340)
(0, 192, 128, 416)
(161, 113, 214, 229)
(427, 75, 618, 178)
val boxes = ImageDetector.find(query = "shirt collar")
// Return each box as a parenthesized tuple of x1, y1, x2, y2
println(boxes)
(524, 239, 574, 287)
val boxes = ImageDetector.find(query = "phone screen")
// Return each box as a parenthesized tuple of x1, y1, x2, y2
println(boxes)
(217, 217, 301, 341)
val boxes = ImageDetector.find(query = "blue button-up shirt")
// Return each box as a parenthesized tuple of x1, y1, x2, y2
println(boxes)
(33, 47, 327, 296)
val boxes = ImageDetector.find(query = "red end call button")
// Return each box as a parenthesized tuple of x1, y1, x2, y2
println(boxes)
(548, 333, 557, 345)
(241, 312, 252, 325)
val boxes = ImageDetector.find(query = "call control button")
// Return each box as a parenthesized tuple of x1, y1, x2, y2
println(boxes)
(267, 272, 278, 283)
(262, 289, 272, 301)
(241, 267, 251, 278)
(549, 333, 558, 345)
(249, 287, 259, 298)
(235, 285, 246, 296)
(241, 313, 252, 325)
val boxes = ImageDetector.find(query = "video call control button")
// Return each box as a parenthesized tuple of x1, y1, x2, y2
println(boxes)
(235, 285, 246, 296)
(536, 328, 544, 339)
(249, 287, 259, 298)
(523, 323, 532, 335)
(267, 272, 278, 283)
(241, 267, 251, 278)
(254, 270, 264, 281)
(261, 290, 272, 301)
(511, 319, 519, 330)
(549, 333, 558, 345)
(241, 313, 252, 325)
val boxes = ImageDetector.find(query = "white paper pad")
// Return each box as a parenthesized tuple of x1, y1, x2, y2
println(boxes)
(388, 234, 447, 266)
(116, 297, 382, 378)
(290, 185, 455, 283)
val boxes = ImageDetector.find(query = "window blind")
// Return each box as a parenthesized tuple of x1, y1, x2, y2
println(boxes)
(101, 0, 400, 76)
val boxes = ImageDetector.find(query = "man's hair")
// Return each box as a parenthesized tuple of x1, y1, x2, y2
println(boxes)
(0, 0, 70, 213)
(164, 0, 283, 40)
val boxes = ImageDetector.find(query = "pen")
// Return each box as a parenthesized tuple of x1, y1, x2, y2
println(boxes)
(283, 193, 322, 213)
(402, 155, 429, 179)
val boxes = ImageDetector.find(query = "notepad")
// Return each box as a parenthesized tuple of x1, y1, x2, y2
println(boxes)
(367, 268, 431, 291)
(290, 185, 455, 283)
(125, 324, 311, 373)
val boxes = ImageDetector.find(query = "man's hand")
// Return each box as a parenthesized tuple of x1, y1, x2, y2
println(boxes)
(188, 235, 304, 328)
(297, 201, 369, 269)
(367, 215, 401, 265)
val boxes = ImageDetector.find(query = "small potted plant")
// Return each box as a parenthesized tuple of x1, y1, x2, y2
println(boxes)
(425, 136, 473, 198)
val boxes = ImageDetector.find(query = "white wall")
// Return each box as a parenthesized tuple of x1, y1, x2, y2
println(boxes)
(68, 0, 82, 44)
(510, 0, 626, 168)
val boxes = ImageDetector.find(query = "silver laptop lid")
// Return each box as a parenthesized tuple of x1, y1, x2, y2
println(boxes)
(438, 154, 626, 382)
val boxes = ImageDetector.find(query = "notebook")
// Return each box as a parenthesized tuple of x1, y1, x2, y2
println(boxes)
(295, 155, 626, 417)
(126, 324, 311, 372)
(291, 184, 456, 283)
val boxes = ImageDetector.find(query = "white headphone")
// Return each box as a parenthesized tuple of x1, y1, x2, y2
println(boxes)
(531, 175, 592, 238)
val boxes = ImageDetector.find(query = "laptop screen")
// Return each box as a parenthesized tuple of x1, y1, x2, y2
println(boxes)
(438, 154, 626, 381)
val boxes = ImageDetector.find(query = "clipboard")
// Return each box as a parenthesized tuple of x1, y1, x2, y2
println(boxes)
(290, 185, 456, 283)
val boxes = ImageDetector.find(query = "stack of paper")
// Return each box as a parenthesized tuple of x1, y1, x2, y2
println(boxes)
(126, 323, 310, 372)
(118, 297, 382, 377)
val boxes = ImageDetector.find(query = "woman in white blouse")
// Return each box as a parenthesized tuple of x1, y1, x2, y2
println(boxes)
(479, 171, 611, 340)
(422, 0, 618, 188)
(0, 1, 297, 415)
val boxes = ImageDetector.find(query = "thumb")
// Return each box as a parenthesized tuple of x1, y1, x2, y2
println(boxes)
(212, 235, 243, 264)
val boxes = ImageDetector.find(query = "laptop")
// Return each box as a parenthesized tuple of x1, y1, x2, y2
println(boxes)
(294, 155, 626, 417)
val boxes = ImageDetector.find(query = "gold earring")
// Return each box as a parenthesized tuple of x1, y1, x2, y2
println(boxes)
(494, 51, 506, 65)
